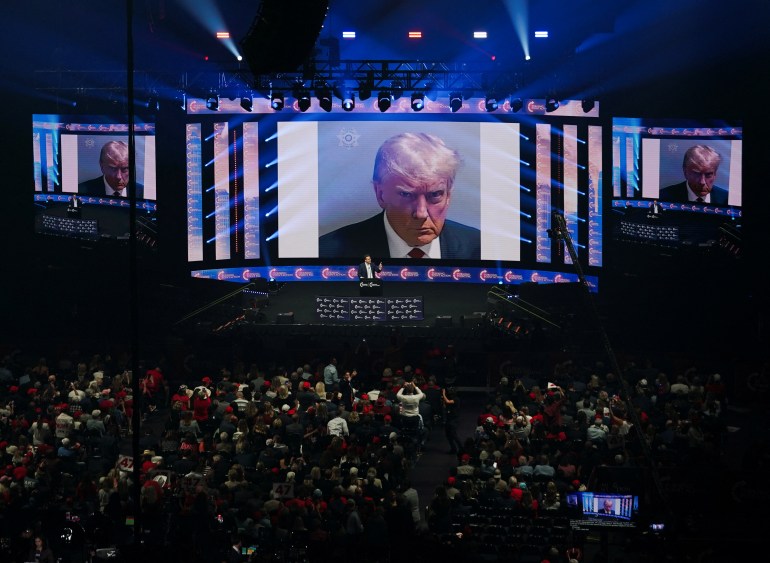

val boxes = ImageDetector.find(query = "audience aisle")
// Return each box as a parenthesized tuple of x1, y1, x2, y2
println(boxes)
(409, 389, 487, 524)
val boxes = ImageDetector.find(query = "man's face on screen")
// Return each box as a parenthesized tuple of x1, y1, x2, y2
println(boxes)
(683, 163, 717, 198)
(375, 174, 452, 247)
(100, 152, 130, 192)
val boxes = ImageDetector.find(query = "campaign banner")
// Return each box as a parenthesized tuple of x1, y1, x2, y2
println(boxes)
(387, 296, 424, 321)
(192, 266, 599, 292)
(314, 296, 424, 322)
(350, 297, 388, 322)
(315, 296, 350, 321)
(612, 199, 741, 217)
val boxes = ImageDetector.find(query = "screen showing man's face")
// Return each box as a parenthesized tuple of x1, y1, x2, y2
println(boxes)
(683, 163, 717, 198)
(100, 152, 130, 192)
(374, 174, 452, 247)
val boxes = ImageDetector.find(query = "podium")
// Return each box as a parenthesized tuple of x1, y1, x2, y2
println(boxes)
(359, 277, 382, 296)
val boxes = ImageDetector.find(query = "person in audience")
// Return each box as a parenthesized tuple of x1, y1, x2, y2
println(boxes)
(0, 330, 747, 561)
(442, 386, 462, 454)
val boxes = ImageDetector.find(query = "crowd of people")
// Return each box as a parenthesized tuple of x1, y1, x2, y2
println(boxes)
(0, 338, 744, 562)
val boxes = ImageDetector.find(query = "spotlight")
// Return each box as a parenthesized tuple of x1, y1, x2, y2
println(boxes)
(545, 97, 559, 112)
(449, 91, 463, 113)
(316, 87, 332, 112)
(270, 93, 284, 111)
(240, 96, 253, 112)
(205, 94, 219, 111)
(581, 99, 595, 113)
(411, 92, 425, 112)
(485, 95, 498, 112)
(377, 91, 392, 112)
(294, 87, 311, 112)
(358, 76, 373, 101)
(509, 97, 523, 112)
(358, 86, 371, 101)
(334, 84, 355, 111)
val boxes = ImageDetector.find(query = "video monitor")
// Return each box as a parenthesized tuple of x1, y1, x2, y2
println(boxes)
(183, 98, 603, 289)
(611, 118, 741, 254)
(32, 114, 157, 241)
(565, 491, 640, 530)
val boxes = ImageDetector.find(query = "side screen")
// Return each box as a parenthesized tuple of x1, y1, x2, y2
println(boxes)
(32, 115, 157, 241)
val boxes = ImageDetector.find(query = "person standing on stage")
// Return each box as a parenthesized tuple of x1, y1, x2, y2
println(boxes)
(357, 254, 382, 279)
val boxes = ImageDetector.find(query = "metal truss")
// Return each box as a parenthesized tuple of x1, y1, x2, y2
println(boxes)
(33, 59, 525, 99)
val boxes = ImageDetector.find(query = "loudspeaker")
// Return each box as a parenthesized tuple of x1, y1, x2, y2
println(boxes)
(276, 312, 294, 324)
(241, 0, 330, 75)
(435, 316, 453, 328)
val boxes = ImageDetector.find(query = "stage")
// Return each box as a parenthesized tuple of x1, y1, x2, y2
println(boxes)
(171, 280, 494, 346)
(160, 279, 594, 388)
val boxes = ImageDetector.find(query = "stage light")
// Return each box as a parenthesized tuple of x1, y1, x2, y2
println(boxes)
(411, 92, 425, 112)
(206, 94, 219, 111)
(316, 87, 332, 112)
(377, 91, 392, 112)
(545, 97, 559, 112)
(510, 97, 523, 112)
(449, 91, 463, 113)
(270, 93, 284, 111)
(240, 95, 253, 112)
(581, 99, 596, 113)
(358, 76, 373, 101)
(293, 87, 311, 112)
(485, 95, 499, 112)
(342, 95, 355, 111)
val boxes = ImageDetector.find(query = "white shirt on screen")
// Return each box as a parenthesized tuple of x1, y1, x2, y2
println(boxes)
(383, 213, 441, 258)
(103, 177, 125, 197)
(686, 186, 709, 203)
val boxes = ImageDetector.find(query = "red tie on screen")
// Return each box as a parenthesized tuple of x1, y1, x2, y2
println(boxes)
(114, 191, 122, 197)
(696, 197, 704, 202)
(408, 248, 426, 258)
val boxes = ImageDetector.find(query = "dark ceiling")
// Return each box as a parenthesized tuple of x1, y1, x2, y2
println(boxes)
(2, 0, 765, 107)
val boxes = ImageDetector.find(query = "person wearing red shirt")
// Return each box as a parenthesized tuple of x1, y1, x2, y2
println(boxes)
(192, 387, 212, 430)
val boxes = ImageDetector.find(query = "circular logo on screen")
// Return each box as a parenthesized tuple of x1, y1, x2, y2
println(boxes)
(337, 128, 360, 148)
(452, 269, 471, 281)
